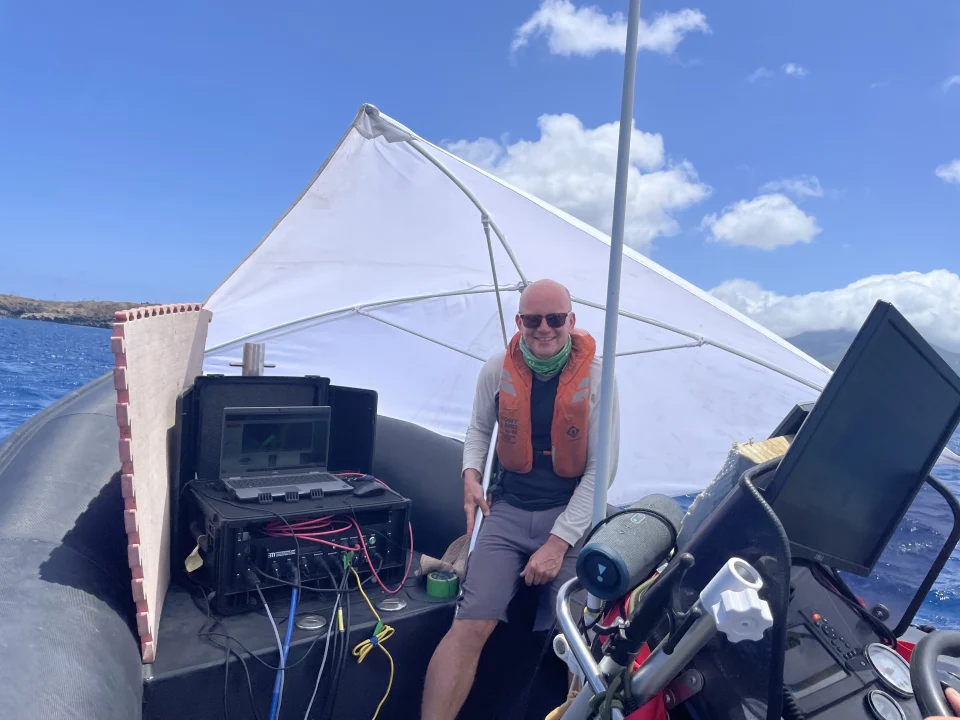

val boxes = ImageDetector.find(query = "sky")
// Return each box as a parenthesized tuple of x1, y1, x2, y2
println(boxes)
(1, 0, 958, 349)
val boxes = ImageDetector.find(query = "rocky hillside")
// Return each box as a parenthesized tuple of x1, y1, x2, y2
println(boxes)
(0, 294, 150, 329)
(786, 329, 960, 376)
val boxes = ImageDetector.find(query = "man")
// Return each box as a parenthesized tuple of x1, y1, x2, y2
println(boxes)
(421, 278, 620, 720)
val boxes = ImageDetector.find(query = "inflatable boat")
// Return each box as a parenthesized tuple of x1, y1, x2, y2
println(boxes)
(3, 298, 960, 720)
(5, 5, 960, 719)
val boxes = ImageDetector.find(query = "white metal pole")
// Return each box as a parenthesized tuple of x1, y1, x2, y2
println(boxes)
(586, 0, 642, 620)
(469, 422, 499, 554)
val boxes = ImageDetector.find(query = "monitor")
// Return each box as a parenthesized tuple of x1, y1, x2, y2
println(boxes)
(764, 301, 960, 576)
(767, 402, 815, 439)
(219, 406, 332, 477)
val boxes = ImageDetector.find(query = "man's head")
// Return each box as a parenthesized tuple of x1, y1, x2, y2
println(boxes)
(516, 279, 576, 359)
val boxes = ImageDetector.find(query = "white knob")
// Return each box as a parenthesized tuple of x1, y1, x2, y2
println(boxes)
(712, 587, 774, 643)
(699, 557, 773, 643)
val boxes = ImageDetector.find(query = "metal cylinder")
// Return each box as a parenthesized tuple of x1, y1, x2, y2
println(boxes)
(241, 342, 266, 376)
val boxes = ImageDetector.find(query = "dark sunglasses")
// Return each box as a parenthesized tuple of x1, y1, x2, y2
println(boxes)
(519, 313, 569, 329)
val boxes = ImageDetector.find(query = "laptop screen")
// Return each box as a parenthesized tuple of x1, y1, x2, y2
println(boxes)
(220, 406, 331, 476)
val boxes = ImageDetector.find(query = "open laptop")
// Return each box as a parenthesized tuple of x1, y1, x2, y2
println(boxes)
(218, 406, 354, 502)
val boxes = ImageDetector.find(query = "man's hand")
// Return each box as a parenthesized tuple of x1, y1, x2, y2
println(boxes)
(926, 687, 960, 719)
(520, 534, 570, 586)
(463, 469, 490, 538)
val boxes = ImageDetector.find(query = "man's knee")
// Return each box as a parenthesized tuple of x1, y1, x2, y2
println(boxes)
(446, 618, 498, 653)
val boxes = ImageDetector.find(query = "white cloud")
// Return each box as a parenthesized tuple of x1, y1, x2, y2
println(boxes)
(943, 75, 960, 92)
(869, 80, 891, 90)
(701, 194, 821, 250)
(747, 67, 773, 83)
(936, 159, 960, 184)
(710, 270, 960, 351)
(446, 113, 711, 254)
(782, 63, 809, 78)
(760, 175, 824, 199)
(512, 0, 710, 57)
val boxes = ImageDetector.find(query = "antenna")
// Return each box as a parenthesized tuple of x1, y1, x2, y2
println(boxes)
(587, 0, 643, 622)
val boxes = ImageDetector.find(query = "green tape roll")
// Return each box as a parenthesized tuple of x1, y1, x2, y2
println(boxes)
(426, 570, 459, 598)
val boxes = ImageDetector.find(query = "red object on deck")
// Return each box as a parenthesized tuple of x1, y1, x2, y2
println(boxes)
(896, 639, 914, 663)
(623, 644, 668, 720)
(602, 604, 669, 720)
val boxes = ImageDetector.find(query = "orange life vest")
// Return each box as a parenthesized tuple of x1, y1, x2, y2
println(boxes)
(496, 329, 596, 478)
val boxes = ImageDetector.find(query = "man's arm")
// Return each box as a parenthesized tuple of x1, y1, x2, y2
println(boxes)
(551, 360, 620, 546)
(461, 353, 502, 480)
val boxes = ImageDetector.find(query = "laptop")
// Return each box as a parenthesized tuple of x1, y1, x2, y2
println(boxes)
(218, 405, 354, 502)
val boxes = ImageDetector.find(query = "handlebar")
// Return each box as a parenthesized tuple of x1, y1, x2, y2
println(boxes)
(554, 557, 773, 720)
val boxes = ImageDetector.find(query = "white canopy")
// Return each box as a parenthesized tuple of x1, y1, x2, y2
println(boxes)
(201, 104, 856, 503)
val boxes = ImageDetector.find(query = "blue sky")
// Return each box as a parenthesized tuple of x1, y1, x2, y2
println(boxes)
(1, 1, 958, 346)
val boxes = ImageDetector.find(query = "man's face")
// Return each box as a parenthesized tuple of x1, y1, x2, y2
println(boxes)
(516, 282, 575, 359)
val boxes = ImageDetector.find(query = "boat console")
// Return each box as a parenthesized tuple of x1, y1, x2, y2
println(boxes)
(784, 564, 914, 718)
(555, 301, 960, 720)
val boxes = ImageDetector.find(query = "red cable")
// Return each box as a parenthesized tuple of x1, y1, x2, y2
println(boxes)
(349, 517, 414, 595)
(294, 533, 359, 552)
(257, 483, 415, 594)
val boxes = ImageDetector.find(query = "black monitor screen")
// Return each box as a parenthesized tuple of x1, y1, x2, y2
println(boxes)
(766, 302, 960, 575)
(220, 406, 331, 475)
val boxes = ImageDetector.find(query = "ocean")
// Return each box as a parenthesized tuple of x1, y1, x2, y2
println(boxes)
(2, 316, 960, 629)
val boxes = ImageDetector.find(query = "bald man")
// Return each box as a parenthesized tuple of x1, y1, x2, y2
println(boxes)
(421, 278, 620, 720)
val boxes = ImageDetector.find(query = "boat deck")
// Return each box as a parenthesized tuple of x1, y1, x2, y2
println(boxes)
(145, 558, 568, 720)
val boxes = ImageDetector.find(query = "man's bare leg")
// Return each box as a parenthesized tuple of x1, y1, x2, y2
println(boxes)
(421, 618, 498, 720)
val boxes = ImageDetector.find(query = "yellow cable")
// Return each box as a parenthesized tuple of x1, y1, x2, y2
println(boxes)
(349, 566, 395, 720)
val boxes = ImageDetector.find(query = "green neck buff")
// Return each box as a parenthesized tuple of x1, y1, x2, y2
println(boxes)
(519, 335, 572, 377)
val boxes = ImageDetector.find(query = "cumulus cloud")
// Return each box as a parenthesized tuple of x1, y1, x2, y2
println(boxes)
(782, 63, 809, 77)
(512, 0, 709, 57)
(445, 113, 711, 254)
(943, 75, 960, 92)
(700, 194, 821, 250)
(936, 159, 960, 184)
(710, 270, 960, 351)
(760, 175, 824, 199)
(747, 67, 773, 83)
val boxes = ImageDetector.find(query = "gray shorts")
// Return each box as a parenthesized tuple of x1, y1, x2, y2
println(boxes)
(455, 500, 585, 632)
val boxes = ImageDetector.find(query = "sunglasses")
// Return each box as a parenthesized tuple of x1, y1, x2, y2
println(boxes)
(519, 313, 569, 329)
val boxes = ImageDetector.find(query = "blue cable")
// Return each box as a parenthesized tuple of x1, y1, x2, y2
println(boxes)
(268, 588, 299, 720)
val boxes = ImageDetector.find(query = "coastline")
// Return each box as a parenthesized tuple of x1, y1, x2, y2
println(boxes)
(0, 294, 149, 330)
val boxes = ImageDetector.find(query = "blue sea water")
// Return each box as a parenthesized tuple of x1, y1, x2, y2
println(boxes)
(0, 317, 115, 439)
(2, 316, 960, 630)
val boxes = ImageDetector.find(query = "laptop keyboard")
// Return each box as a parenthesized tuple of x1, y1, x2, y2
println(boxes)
(227, 473, 341, 489)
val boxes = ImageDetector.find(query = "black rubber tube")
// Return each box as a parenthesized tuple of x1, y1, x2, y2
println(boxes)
(0, 374, 143, 720)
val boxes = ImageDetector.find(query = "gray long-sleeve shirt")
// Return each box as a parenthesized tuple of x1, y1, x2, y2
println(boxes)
(461, 349, 620, 547)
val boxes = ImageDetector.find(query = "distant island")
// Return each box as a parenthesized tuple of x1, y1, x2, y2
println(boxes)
(3, 293, 959, 377)
(786, 329, 960, 377)
(0, 294, 150, 329)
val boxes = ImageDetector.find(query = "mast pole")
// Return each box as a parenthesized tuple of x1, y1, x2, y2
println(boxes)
(587, 0, 642, 608)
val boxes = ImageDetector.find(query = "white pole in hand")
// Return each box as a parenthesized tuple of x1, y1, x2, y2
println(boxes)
(469, 422, 498, 554)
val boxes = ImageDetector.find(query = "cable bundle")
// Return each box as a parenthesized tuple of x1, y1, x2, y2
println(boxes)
(200, 474, 418, 719)
(259, 509, 415, 595)
(349, 566, 395, 720)
(262, 516, 360, 552)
